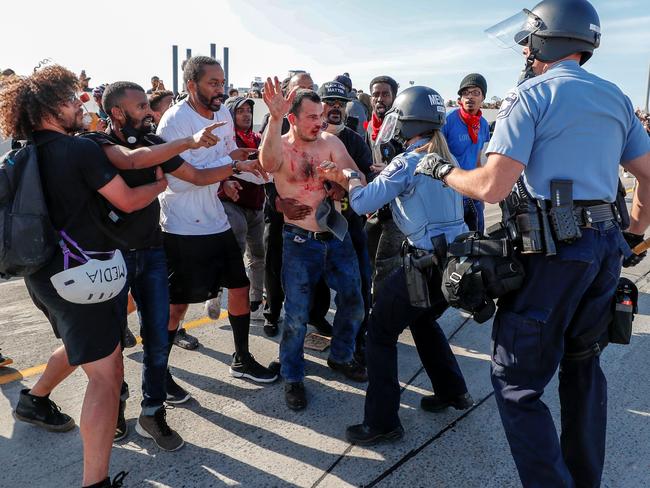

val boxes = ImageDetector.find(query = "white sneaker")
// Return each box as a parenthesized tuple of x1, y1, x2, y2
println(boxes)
(204, 289, 223, 320)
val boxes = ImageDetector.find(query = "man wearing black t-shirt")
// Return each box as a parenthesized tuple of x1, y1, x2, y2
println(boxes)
(84, 81, 267, 451)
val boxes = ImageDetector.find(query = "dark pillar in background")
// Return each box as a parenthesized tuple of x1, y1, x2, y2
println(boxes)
(172, 45, 178, 95)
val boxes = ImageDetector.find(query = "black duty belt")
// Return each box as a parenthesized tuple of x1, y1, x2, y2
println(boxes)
(283, 224, 334, 241)
(573, 203, 618, 227)
(543, 201, 618, 227)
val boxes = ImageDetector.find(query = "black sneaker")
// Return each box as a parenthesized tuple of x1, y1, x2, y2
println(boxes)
(346, 423, 404, 445)
(123, 327, 137, 349)
(230, 353, 278, 383)
(135, 407, 184, 451)
(263, 320, 279, 337)
(420, 392, 474, 413)
(285, 382, 307, 411)
(165, 371, 191, 404)
(114, 400, 128, 441)
(308, 317, 333, 337)
(0, 349, 12, 368)
(84, 471, 129, 488)
(173, 328, 200, 350)
(13, 388, 75, 432)
(268, 359, 281, 376)
(327, 357, 368, 382)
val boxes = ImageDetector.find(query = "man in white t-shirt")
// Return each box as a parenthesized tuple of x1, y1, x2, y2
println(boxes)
(157, 56, 276, 393)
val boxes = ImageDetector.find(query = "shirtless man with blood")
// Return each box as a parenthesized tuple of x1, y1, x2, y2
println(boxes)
(259, 77, 367, 410)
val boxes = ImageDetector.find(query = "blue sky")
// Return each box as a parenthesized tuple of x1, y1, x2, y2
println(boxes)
(3, 0, 649, 107)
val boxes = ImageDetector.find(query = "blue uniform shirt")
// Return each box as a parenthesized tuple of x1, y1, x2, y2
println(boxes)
(487, 60, 650, 201)
(442, 108, 490, 170)
(350, 139, 467, 250)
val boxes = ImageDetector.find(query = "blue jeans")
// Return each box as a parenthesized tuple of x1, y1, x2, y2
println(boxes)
(124, 247, 170, 415)
(280, 229, 365, 383)
(492, 222, 627, 488)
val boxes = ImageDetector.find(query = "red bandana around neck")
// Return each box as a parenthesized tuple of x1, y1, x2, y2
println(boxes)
(236, 128, 260, 149)
(370, 112, 383, 141)
(458, 106, 482, 144)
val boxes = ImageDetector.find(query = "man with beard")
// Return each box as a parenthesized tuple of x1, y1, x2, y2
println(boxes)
(318, 81, 373, 363)
(334, 74, 368, 137)
(83, 80, 257, 450)
(156, 57, 277, 391)
(259, 71, 333, 338)
(364, 75, 406, 292)
(259, 78, 367, 410)
(2, 65, 166, 488)
(442, 74, 490, 232)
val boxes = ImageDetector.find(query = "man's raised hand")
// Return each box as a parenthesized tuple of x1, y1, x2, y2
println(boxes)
(263, 76, 298, 120)
(188, 121, 226, 149)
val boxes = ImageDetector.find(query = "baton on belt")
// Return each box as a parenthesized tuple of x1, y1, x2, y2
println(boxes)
(632, 238, 650, 255)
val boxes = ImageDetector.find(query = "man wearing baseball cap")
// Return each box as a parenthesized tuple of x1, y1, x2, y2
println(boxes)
(319, 81, 373, 364)
(334, 74, 368, 137)
(441, 73, 490, 232)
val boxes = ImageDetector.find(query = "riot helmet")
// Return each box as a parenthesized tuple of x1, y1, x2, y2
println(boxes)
(486, 0, 601, 81)
(375, 86, 446, 164)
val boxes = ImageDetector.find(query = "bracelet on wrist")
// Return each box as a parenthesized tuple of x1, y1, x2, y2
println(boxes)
(232, 160, 242, 174)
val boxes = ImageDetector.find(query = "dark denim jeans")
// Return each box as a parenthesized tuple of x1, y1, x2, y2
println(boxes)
(491, 222, 626, 488)
(124, 247, 170, 415)
(280, 229, 365, 383)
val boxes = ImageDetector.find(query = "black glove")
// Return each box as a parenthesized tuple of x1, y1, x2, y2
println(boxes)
(414, 153, 455, 182)
(622, 231, 646, 268)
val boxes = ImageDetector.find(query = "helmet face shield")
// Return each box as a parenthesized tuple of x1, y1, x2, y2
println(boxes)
(376, 112, 399, 145)
(485, 9, 545, 52)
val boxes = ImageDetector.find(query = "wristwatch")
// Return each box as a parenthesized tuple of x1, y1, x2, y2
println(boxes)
(344, 170, 361, 181)
(231, 160, 242, 174)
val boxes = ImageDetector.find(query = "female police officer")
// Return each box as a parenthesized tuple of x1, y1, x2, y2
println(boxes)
(416, 1, 650, 486)
(321, 86, 473, 445)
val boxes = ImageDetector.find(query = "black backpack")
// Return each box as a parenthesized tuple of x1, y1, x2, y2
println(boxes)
(0, 144, 57, 277)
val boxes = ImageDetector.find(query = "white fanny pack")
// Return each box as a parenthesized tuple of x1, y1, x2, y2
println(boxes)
(49, 231, 127, 304)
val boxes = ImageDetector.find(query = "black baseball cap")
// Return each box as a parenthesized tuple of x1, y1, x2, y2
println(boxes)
(318, 81, 350, 101)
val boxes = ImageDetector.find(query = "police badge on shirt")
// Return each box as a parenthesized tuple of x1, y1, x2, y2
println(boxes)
(497, 89, 520, 119)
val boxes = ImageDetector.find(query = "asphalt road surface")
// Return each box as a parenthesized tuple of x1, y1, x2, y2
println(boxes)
(1, 176, 648, 487)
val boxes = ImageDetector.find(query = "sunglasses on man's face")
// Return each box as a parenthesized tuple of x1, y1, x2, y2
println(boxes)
(324, 99, 347, 108)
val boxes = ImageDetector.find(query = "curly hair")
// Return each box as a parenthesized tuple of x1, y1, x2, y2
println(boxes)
(0, 65, 78, 139)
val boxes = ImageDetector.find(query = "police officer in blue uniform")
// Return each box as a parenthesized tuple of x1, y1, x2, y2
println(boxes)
(416, 1, 650, 486)
(321, 86, 474, 445)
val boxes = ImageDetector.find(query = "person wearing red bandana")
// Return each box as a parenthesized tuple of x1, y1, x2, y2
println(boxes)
(441, 73, 490, 232)
(364, 75, 407, 294)
(217, 96, 266, 322)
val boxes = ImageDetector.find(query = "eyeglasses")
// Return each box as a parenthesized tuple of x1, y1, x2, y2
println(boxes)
(460, 89, 482, 98)
(324, 99, 347, 107)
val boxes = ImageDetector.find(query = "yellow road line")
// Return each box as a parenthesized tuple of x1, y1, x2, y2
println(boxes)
(0, 311, 228, 386)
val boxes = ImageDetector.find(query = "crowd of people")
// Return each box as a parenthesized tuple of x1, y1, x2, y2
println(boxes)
(1, 1, 650, 487)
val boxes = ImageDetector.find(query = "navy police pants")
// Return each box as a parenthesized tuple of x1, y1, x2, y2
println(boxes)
(492, 222, 626, 488)
(364, 265, 468, 430)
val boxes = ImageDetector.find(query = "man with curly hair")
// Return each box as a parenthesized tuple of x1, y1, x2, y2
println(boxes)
(0, 65, 167, 488)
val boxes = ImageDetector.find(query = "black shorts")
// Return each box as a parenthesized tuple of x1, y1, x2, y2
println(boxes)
(24, 253, 128, 366)
(163, 229, 249, 304)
